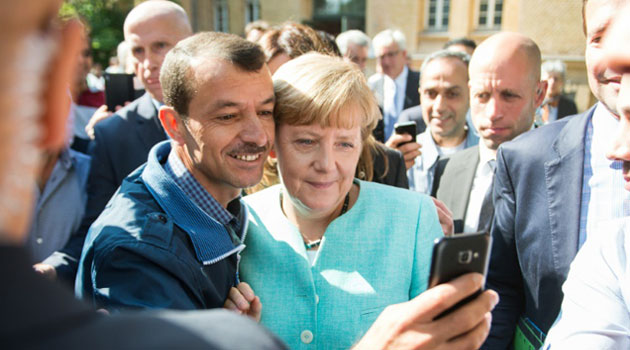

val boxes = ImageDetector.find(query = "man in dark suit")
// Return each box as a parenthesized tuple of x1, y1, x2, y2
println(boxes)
(34, 0, 193, 284)
(537, 59, 578, 125)
(483, 1, 630, 348)
(432, 34, 545, 235)
(368, 29, 420, 142)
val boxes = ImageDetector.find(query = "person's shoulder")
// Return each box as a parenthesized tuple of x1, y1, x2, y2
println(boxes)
(94, 93, 152, 132)
(375, 142, 402, 158)
(399, 105, 423, 120)
(450, 144, 479, 161)
(68, 147, 91, 164)
(94, 168, 161, 232)
(368, 73, 384, 86)
(560, 94, 578, 106)
(90, 176, 172, 251)
(500, 111, 587, 156)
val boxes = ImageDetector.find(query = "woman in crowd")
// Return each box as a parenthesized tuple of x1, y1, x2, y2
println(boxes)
(249, 22, 408, 194)
(233, 53, 443, 349)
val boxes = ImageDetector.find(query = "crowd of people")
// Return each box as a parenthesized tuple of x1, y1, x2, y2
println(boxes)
(2, 0, 630, 349)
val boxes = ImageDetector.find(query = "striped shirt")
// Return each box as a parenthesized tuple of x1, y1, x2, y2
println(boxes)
(579, 103, 630, 247)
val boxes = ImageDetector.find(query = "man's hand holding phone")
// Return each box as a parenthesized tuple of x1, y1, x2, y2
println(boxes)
(386, 121, 422, 170)
(355, 273, 498, 350)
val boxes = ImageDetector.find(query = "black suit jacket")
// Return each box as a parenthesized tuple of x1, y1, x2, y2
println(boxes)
(432, 146, 480, 233)
(372, 142, 409, 189)
(482, 108, 593, 349)
(555, 95, 578, 121)
(370, 70, 421, 142)
(1, 245, 286, 349)
(45, 93, 167, 285)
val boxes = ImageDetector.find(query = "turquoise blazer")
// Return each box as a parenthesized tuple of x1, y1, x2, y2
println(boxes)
(240, 180, 443, 349)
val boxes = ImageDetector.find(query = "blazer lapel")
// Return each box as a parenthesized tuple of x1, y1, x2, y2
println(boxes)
(438, 146, 479, 221)
(404, 71, 419, 110)
(544, 107, 593, 275)
(134, 93, 166, 152)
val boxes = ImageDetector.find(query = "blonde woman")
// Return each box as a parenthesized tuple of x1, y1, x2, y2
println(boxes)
(235, 53, 443, 349)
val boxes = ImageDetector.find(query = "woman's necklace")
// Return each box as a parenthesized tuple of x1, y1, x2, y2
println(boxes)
(303, 191, 350, 250)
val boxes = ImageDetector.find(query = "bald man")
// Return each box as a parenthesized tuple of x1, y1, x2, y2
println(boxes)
(36, 0, 193, 285)
(483, 1, 630, 348)
(432, 33, 544, 234)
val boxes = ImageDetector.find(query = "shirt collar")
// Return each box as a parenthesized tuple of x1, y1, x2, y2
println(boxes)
(151, 98, 164, 112)
(478, 139, 496, 167)
(164, 147, 239, 227)
(592, 102, 619, 140)
(141, 141, 246, 264)
(386, 65, 409, 91)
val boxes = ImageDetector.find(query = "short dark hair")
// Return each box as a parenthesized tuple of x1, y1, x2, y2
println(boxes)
(160, 32, 266, 117)
(443, 37, 476, 51)
(419, 50, 470, 87)
(258, 22, 336, 62)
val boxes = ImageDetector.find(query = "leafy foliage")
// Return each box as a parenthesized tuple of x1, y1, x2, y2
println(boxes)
(60, 0, 135, 67)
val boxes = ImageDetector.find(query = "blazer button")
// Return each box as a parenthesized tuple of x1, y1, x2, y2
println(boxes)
(300, 330, 314, 344)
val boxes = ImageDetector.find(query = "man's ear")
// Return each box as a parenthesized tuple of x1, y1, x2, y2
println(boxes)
(159, 106, 186, 144)
(535, 80, 548, 107)
(40, 19, 83, 150)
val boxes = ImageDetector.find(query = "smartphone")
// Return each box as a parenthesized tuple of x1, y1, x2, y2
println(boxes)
(428, 231, 492, 318)
(394, 121, 416, 145)
(104, 73, 136, 111)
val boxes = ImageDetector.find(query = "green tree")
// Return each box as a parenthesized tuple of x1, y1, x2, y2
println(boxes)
(60, 0, 135, 67)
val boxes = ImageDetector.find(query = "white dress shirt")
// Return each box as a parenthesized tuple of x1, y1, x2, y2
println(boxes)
(583, 104, 630, 245)
(383, 65, 408, 118)
(544, 218, 630, 349)
(382, 66, 409, 140)
(463, 142, 496, 233)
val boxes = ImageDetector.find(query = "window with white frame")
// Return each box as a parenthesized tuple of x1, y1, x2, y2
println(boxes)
(245, 0, 260, 24)
(478, 0, 503, 30)
(425, 0, 450, 31)
(214, 0, 229, 32)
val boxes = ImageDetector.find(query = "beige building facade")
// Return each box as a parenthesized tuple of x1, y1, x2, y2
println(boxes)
(178, 0, 593, 111)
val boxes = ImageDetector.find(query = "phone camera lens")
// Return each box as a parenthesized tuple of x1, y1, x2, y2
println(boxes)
(458, 250, 473, 264)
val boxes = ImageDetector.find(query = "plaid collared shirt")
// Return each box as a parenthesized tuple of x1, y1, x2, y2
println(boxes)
(164, 148, 242, 236)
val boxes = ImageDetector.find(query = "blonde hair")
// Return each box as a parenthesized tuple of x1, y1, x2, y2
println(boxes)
(247, 54, 383, 194)
(277, 53, 378, 171)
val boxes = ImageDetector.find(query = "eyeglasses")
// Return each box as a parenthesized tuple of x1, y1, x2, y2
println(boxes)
(377, 50, 400, 60)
